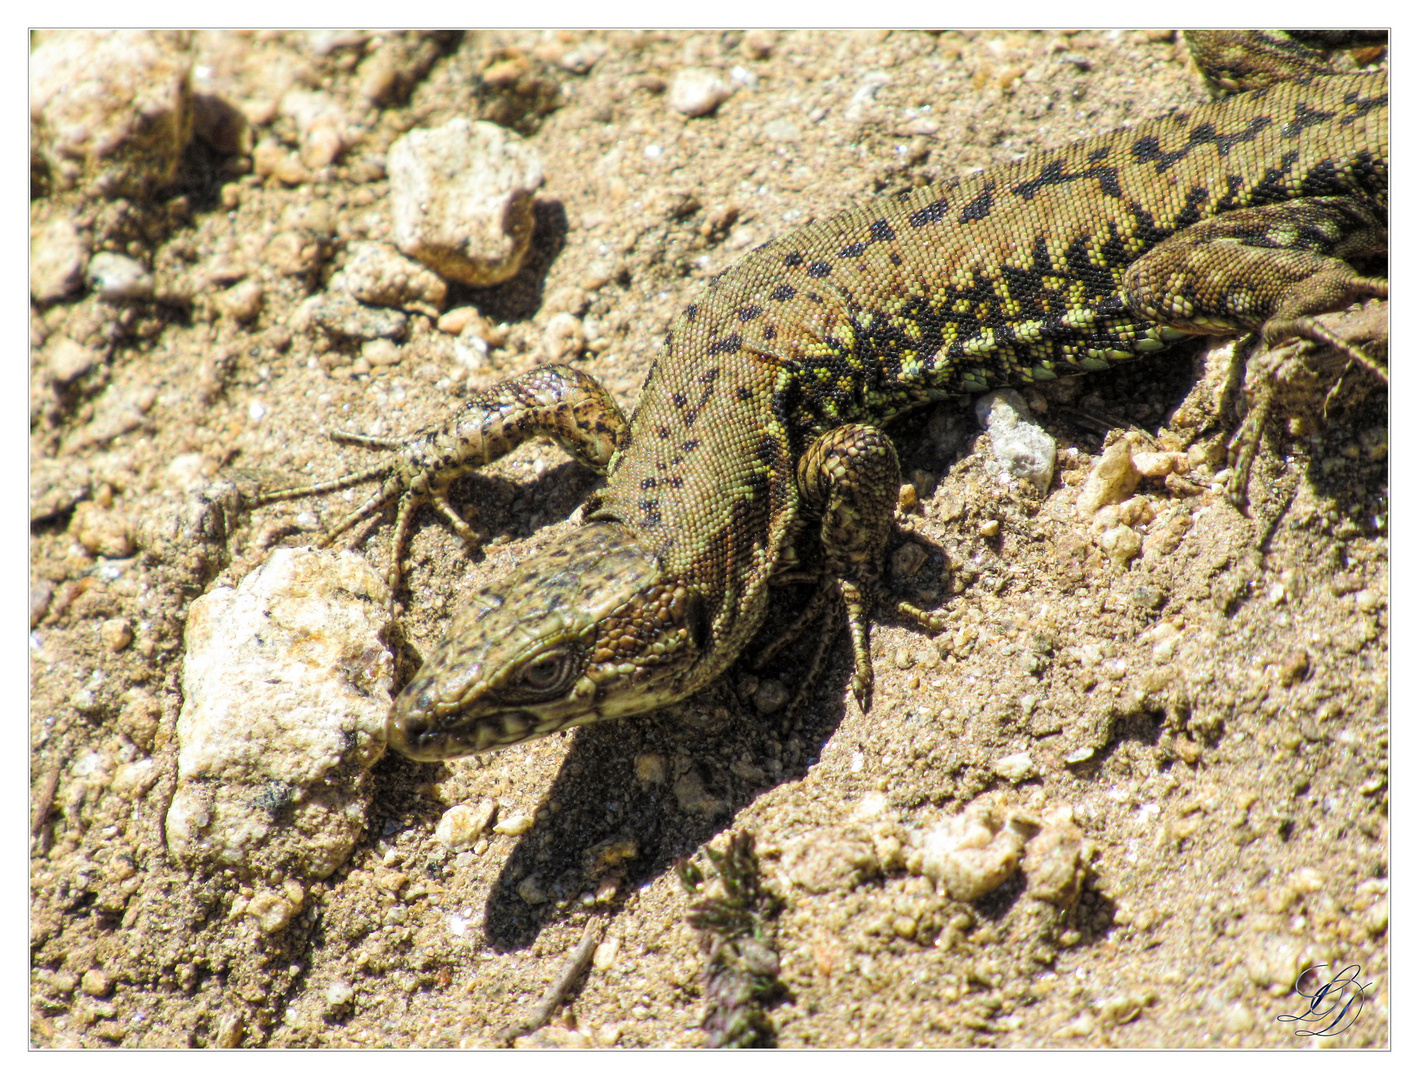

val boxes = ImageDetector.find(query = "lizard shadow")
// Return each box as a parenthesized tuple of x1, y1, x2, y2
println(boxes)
(446, 198, 570, 325)
(479, 624, 853, 952)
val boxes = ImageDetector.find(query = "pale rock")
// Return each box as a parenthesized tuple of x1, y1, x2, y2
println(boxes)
(165, 547, 393, 880)
(668, 68, 733, 117)
(30, 216, 89, 303)
(389, 118, 544, 286)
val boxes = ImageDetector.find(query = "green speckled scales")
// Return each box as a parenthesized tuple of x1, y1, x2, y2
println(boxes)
(591, 72, 1386, 639)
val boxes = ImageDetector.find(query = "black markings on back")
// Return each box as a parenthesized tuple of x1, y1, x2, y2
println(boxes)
(685, 303, 698, 320)
(1282, 100, 1338, 138)
(784, 252, 804, 267)
(909, 198, 950, 227)
(870, 219, 896, 242)
(1339, 88, 1386, 124)
(1251, 151, 1300, 201)
(676, 368, 719, 427)
(1131, 115, 1272, 171)
(1014, 158, 1121, 200)
(708, 334, 742, 356)
(738, 304, 764, 321)
(958, 181, 995, 223)
(737, 385, 754, 401)
(838, 241, 866, 258)
(770, 284, 796, 301)
(640, 477, 657, 490)
(807, 261, 832, 278)
(639, 499, 662, 528)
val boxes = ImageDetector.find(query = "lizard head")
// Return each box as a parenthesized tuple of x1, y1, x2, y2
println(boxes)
(387, 523, 711, 759)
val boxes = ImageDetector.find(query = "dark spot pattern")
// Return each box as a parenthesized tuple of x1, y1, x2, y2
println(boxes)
(958, 181, 995, 223)
(708, 334, 742, 356)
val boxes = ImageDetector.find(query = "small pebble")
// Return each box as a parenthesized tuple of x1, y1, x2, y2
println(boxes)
(493, 811, 535, 836)
(1078, 435, 1143, 515)
(434, 799, 497, 852)
(87, 251, 154, 301)
(389, 117, 544, 286)
(46, 336, 99, 383)
(785, 826, 880, 894)
(634, 753, 666, 785)
(976, 389, 1056, 495)
(909, 802, 1035, 901)
(741, 29, 777, 59)
(1023, 809, 1086, 906)
(110, 757, 160, 796)
(341, 240, 447, 314)
(541, 312, 586, 362)
(248, 890, 298, 934)
(362, 339, 402, 367)
(753, 678, 790, 714)
(325, 980, 354, 1006)
(30, 30, 191, 198)
(516, 874, 548, 905)
(293, 292, 408, 341)
(30, 216, 89, 303)
(81, 968, 114, 998)
(99, 617, 134, 652)
(1097, 523, 1142, 566)
(592, 936, 620, 971)
(216, 279, 264, 323)
(992, 750, 1036, 783)
(668, 68, 733, 117)
(890, 542, 928, 579)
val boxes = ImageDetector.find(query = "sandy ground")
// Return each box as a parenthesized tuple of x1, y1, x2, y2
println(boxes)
(30, 29, 1387, 1047)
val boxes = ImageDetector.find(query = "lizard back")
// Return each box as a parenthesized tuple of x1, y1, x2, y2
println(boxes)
(588, 71, 1386, 657)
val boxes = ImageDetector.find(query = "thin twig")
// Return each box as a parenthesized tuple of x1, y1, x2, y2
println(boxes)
(495, 915, 606, 1046)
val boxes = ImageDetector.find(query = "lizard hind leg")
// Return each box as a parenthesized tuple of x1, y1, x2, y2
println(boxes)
(1122, 195, 1388, 506)
(796, 424, 945, 711)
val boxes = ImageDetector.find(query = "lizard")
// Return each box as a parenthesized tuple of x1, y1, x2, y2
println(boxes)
(249, 31, 1387, 761)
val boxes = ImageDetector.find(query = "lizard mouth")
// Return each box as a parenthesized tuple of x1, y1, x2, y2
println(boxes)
(388, 708, 549, 760)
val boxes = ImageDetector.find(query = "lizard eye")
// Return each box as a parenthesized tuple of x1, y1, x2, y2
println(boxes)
(515, 649, 576, 695)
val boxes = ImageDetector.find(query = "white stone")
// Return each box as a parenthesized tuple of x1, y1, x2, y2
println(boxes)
(976, 389, 1056, 496)
(165, 547, 392, 880)
(30, 217, 89, 303)
(909, 799, 1036, 901)
(668, 68, 733, 117)
(389, 118, 543, 286)
(87, 252, 154, 301)
(434, 799, 497, 852)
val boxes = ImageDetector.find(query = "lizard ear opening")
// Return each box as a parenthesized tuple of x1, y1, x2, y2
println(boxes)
(684, 589, 712, 652)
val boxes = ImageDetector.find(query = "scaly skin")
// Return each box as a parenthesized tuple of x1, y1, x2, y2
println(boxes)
(252, 36, 1387, 760)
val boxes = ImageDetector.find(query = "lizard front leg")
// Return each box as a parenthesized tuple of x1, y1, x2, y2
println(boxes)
(249, 364, 629, 596)
(796, 424, 944, 710)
